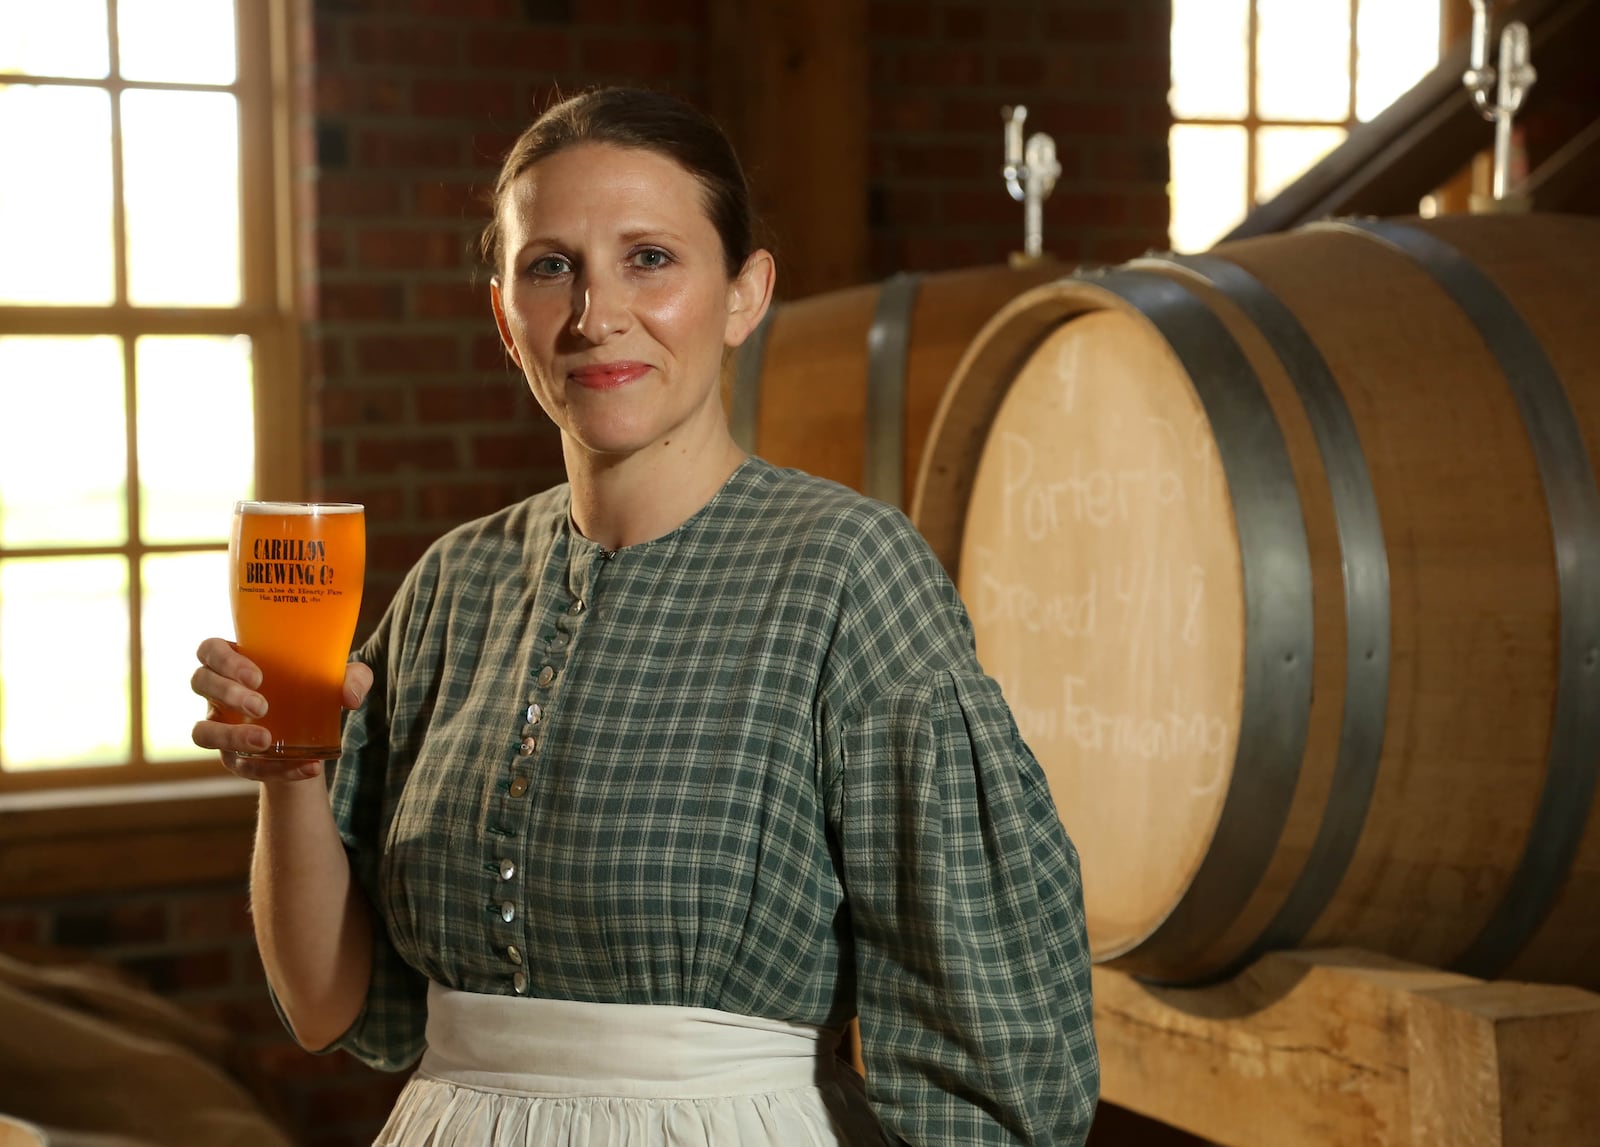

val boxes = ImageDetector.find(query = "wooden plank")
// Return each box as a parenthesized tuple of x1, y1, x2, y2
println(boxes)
(0, 782, 257, 898)
(1409, 980, 1600, 1147)
(1096, 948, 1600, 1147)
(1095, 950, 1473, 1146)
(706, 0, 868, 301)
(1526, 115, 1600, 212)
(0, 824, 254, 899)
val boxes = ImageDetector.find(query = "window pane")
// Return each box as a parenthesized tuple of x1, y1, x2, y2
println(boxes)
(1356, 0, 1441, 121)
(118, 0, 236, 85)
(1170, 0, 1249, 120)
(1169, 124, 1248, 254)
(1256, 125, 1348, 204)
(0, 0, 109, 78)
(0, 336, 127, 547)
(137, 336, 255, 544)
(0, 85, 115, 305)
(1257, 0, 1351, 121)
(142, 551, 230, 762)
(123, 89, 240, 306)
(0, 556, 130, 769)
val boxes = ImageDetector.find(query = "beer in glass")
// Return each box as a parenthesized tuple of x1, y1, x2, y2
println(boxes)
(229, 501, 365, 758)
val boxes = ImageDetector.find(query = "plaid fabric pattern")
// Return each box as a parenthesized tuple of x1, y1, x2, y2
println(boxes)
(324, 458, 1099, 1144)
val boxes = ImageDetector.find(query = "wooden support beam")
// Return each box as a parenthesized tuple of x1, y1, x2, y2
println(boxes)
(1526, 115, 1600, 212)
(706, 0, 869, 301)
(1095, 949, 1600, 1147)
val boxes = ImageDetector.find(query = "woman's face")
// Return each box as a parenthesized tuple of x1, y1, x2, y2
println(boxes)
(490, 143, 770, 462)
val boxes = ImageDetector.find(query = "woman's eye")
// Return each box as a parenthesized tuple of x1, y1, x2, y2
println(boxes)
(529, 256, 569, 276)
(632, 248, 670, 269)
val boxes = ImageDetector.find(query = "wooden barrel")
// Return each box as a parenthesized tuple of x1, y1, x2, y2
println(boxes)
(912, 214, 1600, 987)
(724, 260, 1062, 506)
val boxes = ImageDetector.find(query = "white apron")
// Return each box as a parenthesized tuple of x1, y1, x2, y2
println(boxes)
(374, 984, 888, 1146)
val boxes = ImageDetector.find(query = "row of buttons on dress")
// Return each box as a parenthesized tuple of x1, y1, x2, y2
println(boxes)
(491, 580, 593, 995)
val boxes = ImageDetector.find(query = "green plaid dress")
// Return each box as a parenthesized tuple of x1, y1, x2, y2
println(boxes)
(326, 457, 1099, 1144)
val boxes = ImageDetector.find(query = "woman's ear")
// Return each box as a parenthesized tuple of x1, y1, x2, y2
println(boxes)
(724, 249, 776, 348)
(489, 276, 524, 368)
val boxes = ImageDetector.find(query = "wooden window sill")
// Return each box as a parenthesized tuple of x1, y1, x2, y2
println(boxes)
(0, 778, 260, 900)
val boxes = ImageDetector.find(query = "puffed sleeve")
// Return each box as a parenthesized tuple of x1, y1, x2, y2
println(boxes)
(813, 502, 1098, 1144)
(831, 669, 1099, 1144)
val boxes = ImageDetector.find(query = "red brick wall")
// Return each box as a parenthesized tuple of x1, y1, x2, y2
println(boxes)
(867, 0, 1172, 275)
(2, 4, 1171, 1146)
(307, 0, 721, 631)
(308, 0, 1173, 632)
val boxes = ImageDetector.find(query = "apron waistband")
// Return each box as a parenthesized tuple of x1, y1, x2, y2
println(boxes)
(418, 983, 845, 1100)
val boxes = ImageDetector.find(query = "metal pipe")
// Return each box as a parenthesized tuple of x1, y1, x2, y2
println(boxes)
(1002, 105, 1028, 201)
(1492, 21, 1536, 200)
(1460, 0, 1536, 204)
(999, 106, 1060, 259)
(1022, 133, 1059, 259)
(1464, 0, 1497, 117)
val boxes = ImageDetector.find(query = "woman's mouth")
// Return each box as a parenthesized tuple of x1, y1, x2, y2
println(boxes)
(568, 362, 651, 390)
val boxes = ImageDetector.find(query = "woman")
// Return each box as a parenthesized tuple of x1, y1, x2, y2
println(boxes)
(193, 87, 1099, 1145)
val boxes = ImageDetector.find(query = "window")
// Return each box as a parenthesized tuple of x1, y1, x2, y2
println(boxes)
(0, 0, 302, 792)
(1168, 0, 1442, 253)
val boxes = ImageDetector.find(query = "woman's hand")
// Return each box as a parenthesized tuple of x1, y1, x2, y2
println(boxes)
(190, 636, 373, 782)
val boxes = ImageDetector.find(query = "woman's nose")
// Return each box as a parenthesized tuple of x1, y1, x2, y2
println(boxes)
(572, 274, 628, 342)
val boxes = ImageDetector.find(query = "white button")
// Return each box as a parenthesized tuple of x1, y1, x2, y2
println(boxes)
(500, 901, 515, 923)
(526, 703, 543, 725)
(570, 598, 585, 614)
(498, 858, 516, 881)
(537, 666, 556, 687)
(518, 736, 536, 756)
(508, 945, 523, 966)
(513, 971, 527, 994)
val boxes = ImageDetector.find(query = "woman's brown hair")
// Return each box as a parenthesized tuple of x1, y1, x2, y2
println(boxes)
(480, 87, 754, 280)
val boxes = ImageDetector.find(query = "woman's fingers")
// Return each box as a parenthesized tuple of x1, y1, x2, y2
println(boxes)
(342, 660, 374, 710)
(191, 637, 363, 781)
(191, 637, 268, 717)
(192, 711, 271, 753)
(192, 663, 269, 720)
(227, 755, 326, 784)
(196, 636, 261, 688)
(219, 744, 326, 783)
(191, 716, 328, 782)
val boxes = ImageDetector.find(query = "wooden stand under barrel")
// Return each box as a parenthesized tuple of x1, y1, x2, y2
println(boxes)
(1094, 949, 1600, 1147)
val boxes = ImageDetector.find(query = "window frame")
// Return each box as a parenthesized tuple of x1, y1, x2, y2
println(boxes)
(0, 0, 305, 797)
(1169, 0, 1441, 250)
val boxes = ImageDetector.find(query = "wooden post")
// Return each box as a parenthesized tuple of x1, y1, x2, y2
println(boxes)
(1409, 981, 1600, 1146)
(706, 0, 868, 301)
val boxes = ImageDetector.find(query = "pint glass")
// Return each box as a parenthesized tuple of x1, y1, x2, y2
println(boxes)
(228, 502, 365, 759)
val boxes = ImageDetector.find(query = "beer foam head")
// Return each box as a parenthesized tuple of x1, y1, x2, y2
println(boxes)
(236, 501, 364, 515)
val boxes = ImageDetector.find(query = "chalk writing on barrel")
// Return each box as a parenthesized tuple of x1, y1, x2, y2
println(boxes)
(998, 673, 1229, 782)
(970, 550, 1097, 638)
(995, 431, 1186, 541)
